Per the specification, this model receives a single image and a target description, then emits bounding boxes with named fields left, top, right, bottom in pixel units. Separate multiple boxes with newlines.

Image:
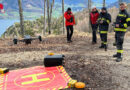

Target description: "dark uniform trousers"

left=116, top=32, right=125, bottom=54
left=100, top=33, right=107, bottom=46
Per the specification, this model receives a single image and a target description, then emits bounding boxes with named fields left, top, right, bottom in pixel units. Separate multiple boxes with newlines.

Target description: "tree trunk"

left=119, top=0, right=122, bottom=5
left=18, top=0, right=24, bottom=38
left=88, top=0, right=91, bottom=32
left=119, top=0, right=122, bottom=6
left=103, top=0, right=106, bottom=7
left=47, top=0, right=51, bottom=34
left=49, top=0, right=55, bottom=34
left=46, top=0, right=55, bottom=35
left=43, top=0, right=46, bottom=35
left=62, top=0, right=65, bottom=34
left=119, top=0, right=122, bottom=10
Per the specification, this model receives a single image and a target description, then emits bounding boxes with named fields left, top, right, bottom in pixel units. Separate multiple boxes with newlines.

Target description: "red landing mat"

left=0, top=66, right=71, bottom=90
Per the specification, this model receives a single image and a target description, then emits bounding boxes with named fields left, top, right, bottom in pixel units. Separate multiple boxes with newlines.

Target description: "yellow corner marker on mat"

left=0, top=68, right=9, bottom=74
left=48, top=53, right=54, bottom=56
left=75, top=82, right=86, bottom=89
left=68, top=79, right=77, bottom=88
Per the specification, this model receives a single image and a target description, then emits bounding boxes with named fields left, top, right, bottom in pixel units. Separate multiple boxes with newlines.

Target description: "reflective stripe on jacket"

left=114, top=10, right=130, bottom=32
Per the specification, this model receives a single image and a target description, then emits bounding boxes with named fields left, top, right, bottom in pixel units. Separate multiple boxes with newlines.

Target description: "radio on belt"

left=44, top=53, right=65, bottom=67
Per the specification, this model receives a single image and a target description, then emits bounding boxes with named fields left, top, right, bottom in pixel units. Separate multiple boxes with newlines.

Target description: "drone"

left=13, top=35, right=42, bottom=45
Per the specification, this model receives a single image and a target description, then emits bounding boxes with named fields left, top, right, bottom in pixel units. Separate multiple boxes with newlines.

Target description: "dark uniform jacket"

left=114, top=9, right=130, bottom=32
left=98, top=12, right=111, bottom=34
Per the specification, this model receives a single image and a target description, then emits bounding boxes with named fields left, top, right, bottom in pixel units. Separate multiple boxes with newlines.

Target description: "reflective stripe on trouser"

left=100, top=31, right=108, bottom=34
left=102, top=41, right=107, bottom=45
left=103, top=41, right=107, bottom=44
left=116, top=32, right=125, bottom=54
left=117, top=50, right=123, bottom=53
left=100, top=33, right=107, bottom=45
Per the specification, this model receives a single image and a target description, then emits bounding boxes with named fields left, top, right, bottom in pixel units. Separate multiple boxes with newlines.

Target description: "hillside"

left=108, top=0, right=130, bottom=8
left=0, top=0, right=87, bottom=19
left=2, top=5, right=130, bottom=38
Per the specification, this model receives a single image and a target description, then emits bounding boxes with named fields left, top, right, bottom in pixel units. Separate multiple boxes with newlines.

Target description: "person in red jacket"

left=90, top=6, right=99, bottom=44
left=64, top=8, right=75, bottom=43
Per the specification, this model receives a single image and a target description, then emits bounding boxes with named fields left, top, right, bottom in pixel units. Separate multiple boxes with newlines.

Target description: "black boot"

left=116, top=57, right=122, bottom=62
left=99, top=43, right=104, bottom=48
left=116, top=53, right=123, bottom=62
left=70, top=40, right=73, bottom=42
left=104, top=44, right=108, bottom=51
left=92, top=42, right=97, bottom=45
left=67, top=41, right=71, bottom=43
left=113, top=53, right=118, bottom=58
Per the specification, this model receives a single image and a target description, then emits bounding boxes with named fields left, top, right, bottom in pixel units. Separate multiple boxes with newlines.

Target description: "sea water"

left=0, top=19, right=19, bottom=36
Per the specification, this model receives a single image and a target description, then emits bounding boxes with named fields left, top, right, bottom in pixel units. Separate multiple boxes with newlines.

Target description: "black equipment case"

left=44, top=55, right=64, bottom=67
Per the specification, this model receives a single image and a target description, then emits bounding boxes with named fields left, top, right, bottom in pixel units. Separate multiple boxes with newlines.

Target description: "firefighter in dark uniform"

left=98, top=7, right=111, bottom=51
left=113, top=3, right=130, bottom=62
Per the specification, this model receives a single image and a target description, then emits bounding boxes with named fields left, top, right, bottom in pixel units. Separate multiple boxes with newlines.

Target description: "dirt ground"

left=0, top=32, right=130, bottom=90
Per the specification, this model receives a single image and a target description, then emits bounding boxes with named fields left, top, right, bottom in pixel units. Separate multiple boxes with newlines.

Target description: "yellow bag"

left=0, top=68, right=9, bottom=74
left=68, top=79, right=77, bottom=88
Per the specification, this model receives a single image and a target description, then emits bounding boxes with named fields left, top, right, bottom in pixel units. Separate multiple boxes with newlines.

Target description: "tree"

left=49, top=0, right=55, bottom=34
left=62, top=0, right=65, bottom=34
left=47, top=0, right=55, bottom=34
left=103, top=0, right=106, bottom=7
left=43, top=0, right=46, bottom=35
left=88, top=0, right=91, bottom=32
left=119, top=0, right=122, bottom=5
left=47, top=0, right=50, bottom=34
left=118, top=0, right=122, bottom=10
left=18, top=0, right=24, bottom=37
left=118, top=0, right=123, bottom=9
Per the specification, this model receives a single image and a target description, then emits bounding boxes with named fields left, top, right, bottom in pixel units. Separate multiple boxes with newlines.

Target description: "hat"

left=67, top=7, right=71, bottom=11
left=92, top=6, right=96, bottom=9
left=101, top=7, right=107, bottom=11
